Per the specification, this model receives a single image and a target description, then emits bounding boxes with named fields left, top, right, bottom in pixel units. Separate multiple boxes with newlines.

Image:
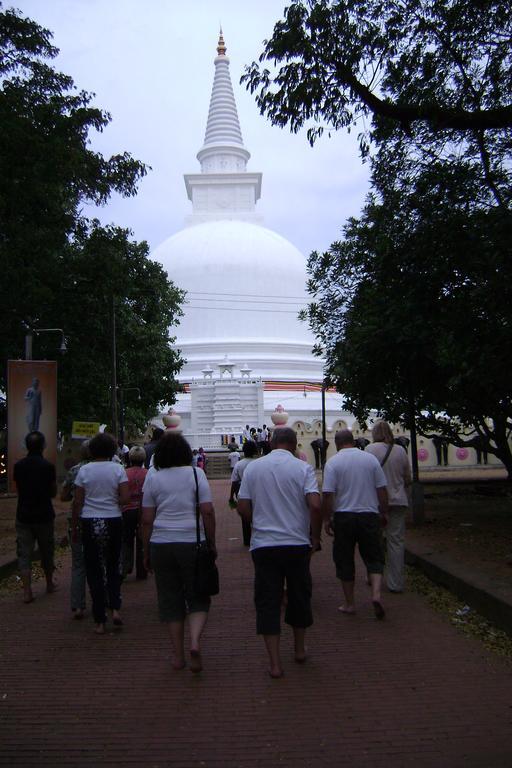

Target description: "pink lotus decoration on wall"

left=417, top=447, right=429, bottom=462
left=456, top=447, right=469, bottom=461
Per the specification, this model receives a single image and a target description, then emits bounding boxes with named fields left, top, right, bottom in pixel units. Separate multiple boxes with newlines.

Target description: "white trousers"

left=385, top=506, right=408, bottom=591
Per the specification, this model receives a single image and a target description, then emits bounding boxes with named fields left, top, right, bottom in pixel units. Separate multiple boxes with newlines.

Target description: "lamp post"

left=110, top=297, right=118, bottom=439
left=25, top=328, right=67, bottom=360
left=321, top=379, right=327, bottom=471
left=117, top=386, right=141, bottom=446
left=407, top=381, right=425, bottom=525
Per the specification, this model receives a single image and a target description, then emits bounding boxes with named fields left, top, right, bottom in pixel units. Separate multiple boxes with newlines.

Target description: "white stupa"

left=152, top=31, right=349, bottom=446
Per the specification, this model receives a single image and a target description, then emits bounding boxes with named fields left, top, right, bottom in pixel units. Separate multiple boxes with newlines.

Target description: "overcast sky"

left=14, top=0, right=370, bottom=258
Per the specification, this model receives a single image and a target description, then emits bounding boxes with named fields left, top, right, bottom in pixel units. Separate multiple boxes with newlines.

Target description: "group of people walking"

left=13, top=419, right=411, bottom=677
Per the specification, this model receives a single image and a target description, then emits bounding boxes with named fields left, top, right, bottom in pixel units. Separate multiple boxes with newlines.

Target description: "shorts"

left=150, top=542, right=211, bottom=622
left=16, top=520, right=55, bottom=573
left=251, top=545, right=313, bottom=635
left=332, top=512, right=384, bottom=581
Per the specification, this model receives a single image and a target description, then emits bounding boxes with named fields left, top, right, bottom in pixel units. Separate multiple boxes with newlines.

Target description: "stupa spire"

left=183, top=32, right=262, bottom=224
left=217, top=27, right=226, bottom=56
left=198, top=31, right=248, bottom=162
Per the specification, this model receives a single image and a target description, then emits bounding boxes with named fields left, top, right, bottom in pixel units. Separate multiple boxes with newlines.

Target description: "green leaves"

left=242, top=0, right=512, bottom=149
left=0, top=6, right=183, bottom=434
left=304, top=153, right=512, bottom=471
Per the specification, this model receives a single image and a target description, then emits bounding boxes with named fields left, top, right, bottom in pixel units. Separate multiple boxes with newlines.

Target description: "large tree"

left=55, top=222, right=184, bottom=434
left=0, top=6, right=184, bottom=431
left=245, top=1, right=512, bottom=473
left=304, top=156, right=512, bottom=475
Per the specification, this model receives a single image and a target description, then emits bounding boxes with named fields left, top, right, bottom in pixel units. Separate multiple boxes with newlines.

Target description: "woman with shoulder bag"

left=141, top=433, right=216, bottom=673
left=366, top=421, right=412, bottom=593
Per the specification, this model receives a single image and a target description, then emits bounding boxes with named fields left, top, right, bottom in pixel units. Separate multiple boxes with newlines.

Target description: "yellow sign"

left=72, top=421, right=101, bottom=439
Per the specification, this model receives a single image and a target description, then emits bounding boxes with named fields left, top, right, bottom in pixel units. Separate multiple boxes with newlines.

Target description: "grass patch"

left=407, top=565, right=512, bottom=661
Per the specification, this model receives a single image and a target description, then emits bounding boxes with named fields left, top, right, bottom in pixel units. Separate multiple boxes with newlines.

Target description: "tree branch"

left=475, top=129, right=507, bottom=209
left=334, top=62, right=512, bottom=131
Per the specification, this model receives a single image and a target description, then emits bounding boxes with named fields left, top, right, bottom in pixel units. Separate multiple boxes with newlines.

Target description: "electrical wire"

left=186, top=305, right=303, bottom=314
left=185, top=296, right=306, bottom=306
left=187, top=290, right=309, bottom=300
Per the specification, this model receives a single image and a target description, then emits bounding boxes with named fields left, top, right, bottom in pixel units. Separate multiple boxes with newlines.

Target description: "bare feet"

left=268, top=667, right=284, bottom=679
left=112, top=610, right=123, bottom=627
left=94, top=623, right=106, bottom=635
left=72, top=609, right=85, bottom=620
left=338, top=605, right=356, bottom=615
left=294, top=653, right=308, bottom=664
left=23, top=592, right=35, bottom=604
left=189, top=649, right=203, bottom=673
left=46, top=581, right=58, bottom=594
left=372, top=600, right=385, bottom=620
left=172, top=659, right=186, bottom=671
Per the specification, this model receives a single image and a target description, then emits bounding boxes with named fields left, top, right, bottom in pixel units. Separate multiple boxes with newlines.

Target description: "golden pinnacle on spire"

left=217, top=27, right=226, bottom=56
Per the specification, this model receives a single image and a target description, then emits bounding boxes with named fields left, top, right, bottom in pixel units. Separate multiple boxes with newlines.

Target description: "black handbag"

left=192, top=467, right=219, bottom=597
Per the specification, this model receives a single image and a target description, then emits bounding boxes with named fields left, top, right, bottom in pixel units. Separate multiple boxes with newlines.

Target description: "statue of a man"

left=25, top=377, right=42, bottom=432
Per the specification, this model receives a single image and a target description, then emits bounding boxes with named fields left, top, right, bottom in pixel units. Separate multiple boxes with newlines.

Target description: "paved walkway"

left=1, top=479, right=511, bottom=767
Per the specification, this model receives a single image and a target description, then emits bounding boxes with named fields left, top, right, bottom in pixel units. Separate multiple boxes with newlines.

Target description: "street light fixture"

left=25, top=328, right=67, bottom=360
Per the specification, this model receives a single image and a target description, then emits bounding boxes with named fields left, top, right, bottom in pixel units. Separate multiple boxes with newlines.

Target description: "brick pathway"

left=1, top=479, right=511, bottom=767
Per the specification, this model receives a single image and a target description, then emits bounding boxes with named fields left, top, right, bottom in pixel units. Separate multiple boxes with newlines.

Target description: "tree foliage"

left=243, top=0, right=512, bottom=147
left=304, top=158, right=512, bottom=474
left=56, top=222, right=184, bottom=433
left=245, top=1, right=512, bottom=474
left=0, top=6, right=184, bottom=433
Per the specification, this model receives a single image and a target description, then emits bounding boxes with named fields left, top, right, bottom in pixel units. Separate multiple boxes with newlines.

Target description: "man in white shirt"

left=228, top=450, right=240, bottom=470
left=229, top=440, right=259, bottom=545
left=322, top=429, right=388, bottom=620
left=238, top=428, right=322, bottom=679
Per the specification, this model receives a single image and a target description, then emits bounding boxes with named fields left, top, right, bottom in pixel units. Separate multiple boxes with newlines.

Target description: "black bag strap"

left=380, top=443, right=393, bottom=467
left=193, top=466, right=201, bottom=548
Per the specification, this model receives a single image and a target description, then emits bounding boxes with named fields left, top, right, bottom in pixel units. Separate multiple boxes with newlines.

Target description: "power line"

left=185, top=297, right=306, bottom=306
left=188, top=290, right=309, bottom=300
left=186, top=305, right=303, bottom=314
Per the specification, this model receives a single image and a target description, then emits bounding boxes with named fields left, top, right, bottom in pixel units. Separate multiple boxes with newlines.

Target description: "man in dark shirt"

left=13, top=431, right=57, bottom=603
left=143, top=427, right=164, bottom=469
left=311, top=437, right=330, bottom=469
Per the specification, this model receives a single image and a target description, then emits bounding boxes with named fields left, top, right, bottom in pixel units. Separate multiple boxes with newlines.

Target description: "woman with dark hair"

left=141, top=432, right=216, bottom=673
left=72, top=433, right=130, bottom=634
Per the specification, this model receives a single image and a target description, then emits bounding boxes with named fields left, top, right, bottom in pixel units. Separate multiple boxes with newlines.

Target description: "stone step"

left=203, top=451, right=234, bottom=479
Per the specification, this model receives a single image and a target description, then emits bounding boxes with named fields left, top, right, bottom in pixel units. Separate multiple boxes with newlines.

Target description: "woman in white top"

left=141, top=433, right=216, bottom=673
left=72, top=433, right=129, bottom=634
left=366, top=421, right=412, bottom=592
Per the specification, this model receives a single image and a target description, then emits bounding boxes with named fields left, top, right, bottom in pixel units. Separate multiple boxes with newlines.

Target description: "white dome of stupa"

left=152, top=219, right=319, bottom=382
left=151, top=30, right=323, bottom=385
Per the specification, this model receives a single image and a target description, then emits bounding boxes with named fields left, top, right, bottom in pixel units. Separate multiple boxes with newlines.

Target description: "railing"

left=183, top=433, right=233, bottom=450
